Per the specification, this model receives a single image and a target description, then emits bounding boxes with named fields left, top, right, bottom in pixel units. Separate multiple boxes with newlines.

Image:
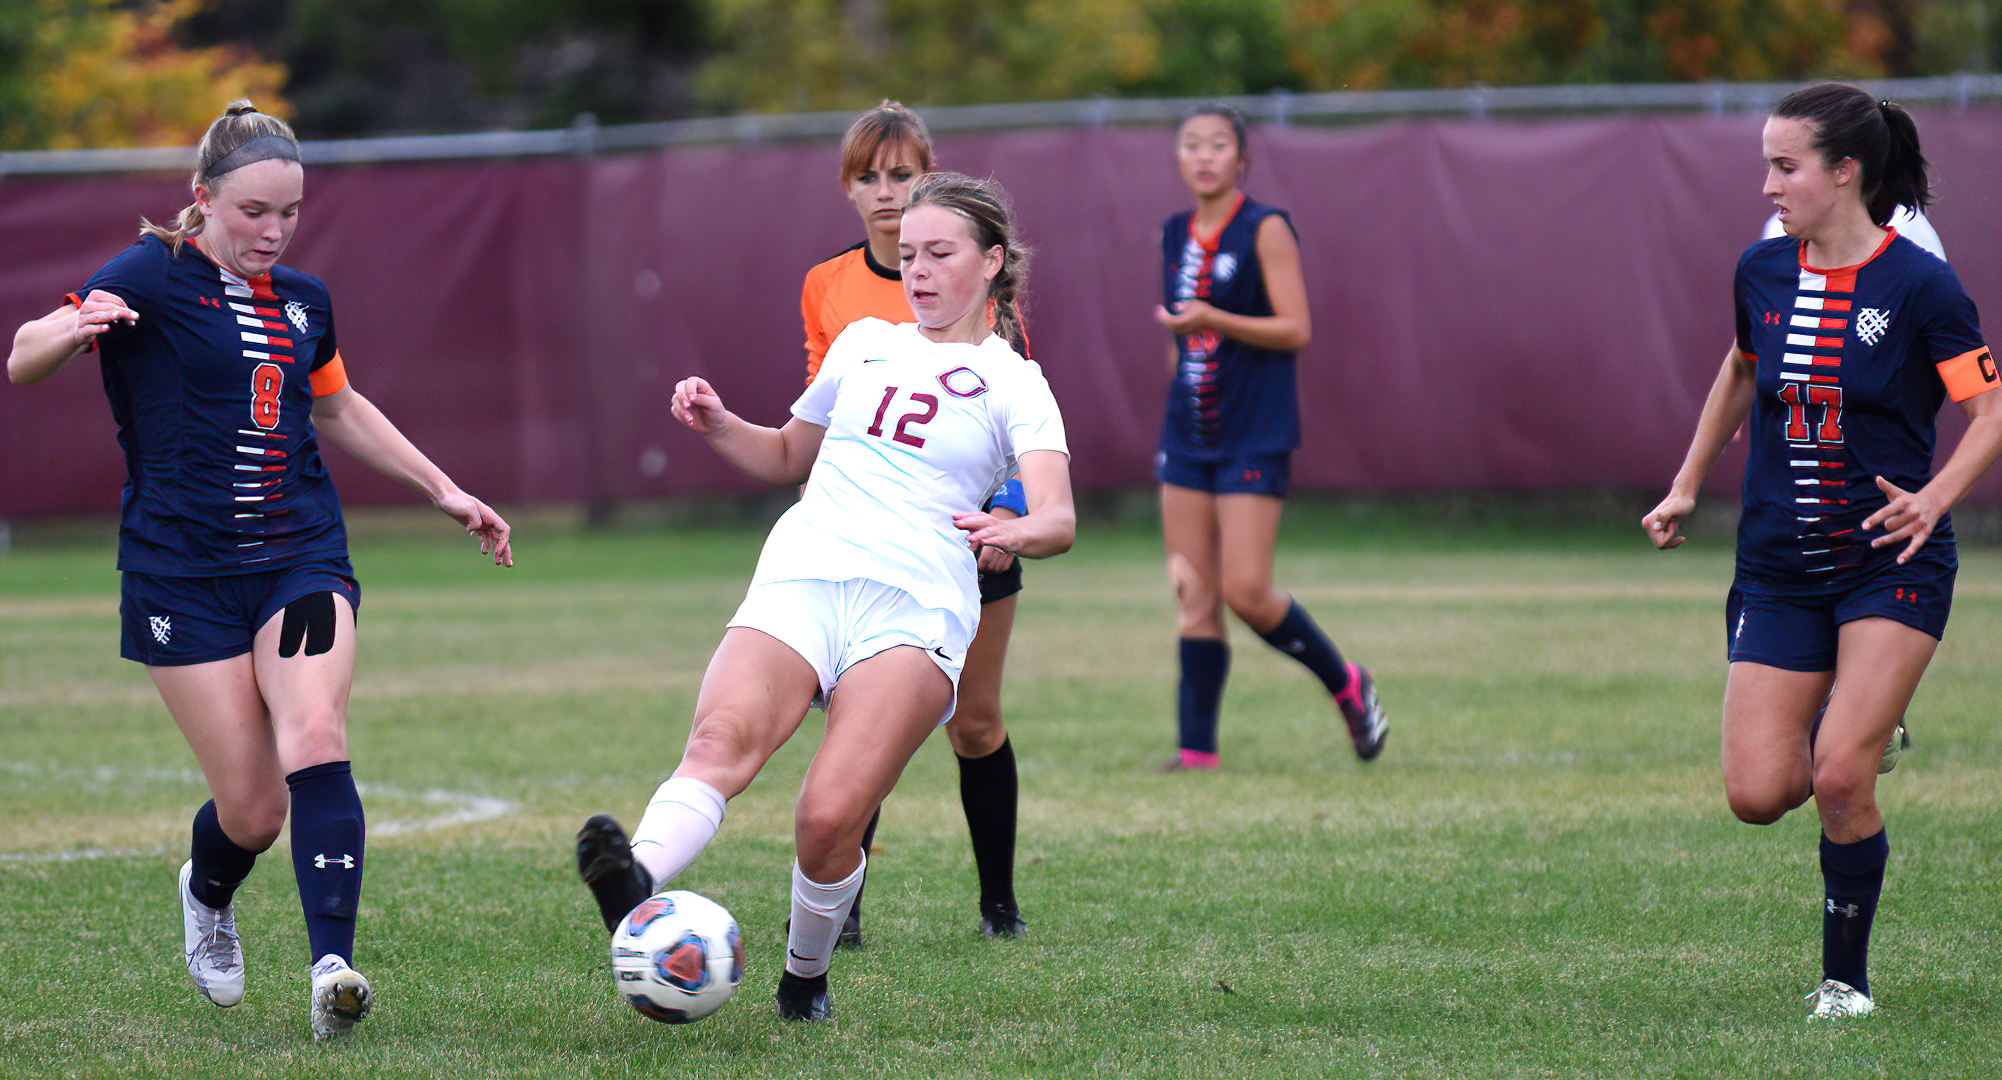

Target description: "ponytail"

left=1875, top=100, right=1931, bottom=223
left=905, top=172, right=1034, bottom=358
left=140, top=99, right=301, bottom=255
left=1772, top=82, right=1930, bottom=228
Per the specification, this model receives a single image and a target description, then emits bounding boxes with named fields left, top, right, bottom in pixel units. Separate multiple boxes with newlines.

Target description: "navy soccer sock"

left=189, top=799, right=259, bottom=909
left=287, top=761, right=365, bottom=967
left=1821, top=828, right=1888, bottom=996
left=1255, top=600, right=1351, bottom=696
left=957, top=738, right=1018, bottom=911
left=1177, top=637, right=1230, bottom=754
left=849, top=806, right=881, bottom=923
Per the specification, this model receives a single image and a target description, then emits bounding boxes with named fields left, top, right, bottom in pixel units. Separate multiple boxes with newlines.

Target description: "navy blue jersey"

left=1733, top=231, right=1994, bottom=589
left=75, top=236, right=352, bottom=576
left=1158, top=195, right=1301, bottom=459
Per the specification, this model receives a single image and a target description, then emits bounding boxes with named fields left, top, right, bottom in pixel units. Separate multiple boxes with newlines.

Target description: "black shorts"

left=120, top=558, right=360, bottom=666
left=978, top=557, right=1023, bottom=606
left=1727, top=551, right=1954, bottom=672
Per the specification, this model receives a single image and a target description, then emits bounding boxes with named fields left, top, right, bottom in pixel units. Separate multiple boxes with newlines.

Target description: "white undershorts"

left=728, top=577, right=973, bottom=725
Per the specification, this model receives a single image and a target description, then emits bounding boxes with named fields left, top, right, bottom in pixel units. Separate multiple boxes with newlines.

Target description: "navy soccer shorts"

left=976, top=479, right=1028, bottom=606
left=1156, top=449, right=1291, bottom=498
left=1726, top=552, right=1954, bottom=672
left=121, top=558, right=361, bottom=666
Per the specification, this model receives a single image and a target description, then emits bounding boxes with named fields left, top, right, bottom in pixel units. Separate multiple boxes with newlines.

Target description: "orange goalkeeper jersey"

left=801, top=241, right=910, bottom=384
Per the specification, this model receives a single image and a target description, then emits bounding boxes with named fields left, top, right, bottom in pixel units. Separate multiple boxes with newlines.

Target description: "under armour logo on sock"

left=1826, top=898, right=1860, bottom=918
left=314, top=853, right=355, bottom=870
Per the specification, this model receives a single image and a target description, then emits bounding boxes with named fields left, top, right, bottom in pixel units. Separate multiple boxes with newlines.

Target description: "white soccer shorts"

left=727, top=577, right=972, bottom=724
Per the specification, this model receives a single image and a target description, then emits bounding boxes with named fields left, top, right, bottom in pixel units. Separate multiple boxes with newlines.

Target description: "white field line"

left=0, top=761, right=515, bottom=861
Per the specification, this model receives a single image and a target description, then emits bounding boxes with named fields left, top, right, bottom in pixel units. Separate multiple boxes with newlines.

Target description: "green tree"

left=0, top=0, right=286, bottom=150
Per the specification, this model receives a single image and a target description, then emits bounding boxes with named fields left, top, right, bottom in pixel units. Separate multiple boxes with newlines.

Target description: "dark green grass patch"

left=1, top=514, right=1996, bottom=1077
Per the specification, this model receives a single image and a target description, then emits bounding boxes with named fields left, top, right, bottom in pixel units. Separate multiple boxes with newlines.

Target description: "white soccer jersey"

left=748, top=318, right=1069, bottom=632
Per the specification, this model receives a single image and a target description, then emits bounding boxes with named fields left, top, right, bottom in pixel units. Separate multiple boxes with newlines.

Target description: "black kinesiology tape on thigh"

left=278, top=591, right=337, bottom=657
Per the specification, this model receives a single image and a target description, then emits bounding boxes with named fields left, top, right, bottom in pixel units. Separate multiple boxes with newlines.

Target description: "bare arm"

left=1153, top=215, right=1311, bottom=353
left=1863, top=386, right=2002, bottom=563
left=954, top=450, right=1075, bottom=561
left=670, top=376, right=827, bottom=485
left=8, top=292, right=140, bottom=385
left=1642, top=344, right=1757, bottom=549
left=311, top=386, right=513, bottom=565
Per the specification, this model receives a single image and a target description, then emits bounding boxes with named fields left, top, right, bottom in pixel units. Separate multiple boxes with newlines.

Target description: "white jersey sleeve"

left=995, top=361, right=1069, bottom=460
left=792, top=319, right=873, bottom=426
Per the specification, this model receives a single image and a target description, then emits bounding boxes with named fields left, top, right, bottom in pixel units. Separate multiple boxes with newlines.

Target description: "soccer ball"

left=610, top=890, right=742, bottom=1024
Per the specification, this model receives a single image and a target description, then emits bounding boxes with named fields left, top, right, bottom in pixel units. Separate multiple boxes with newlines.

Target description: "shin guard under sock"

left=286, top=761, right=364, bottom=966
left=1177, top=637, right=1230, bottom=754
left=785, top=856, right=866, bottom=979
left=1821, top=829, right=1888, bottom=996
left=631, top=775, right=727, bottom=890
left=189, top=799, right=259, bottom=909
left=957, top=738, right=1019, bottom=910
left=1256, top=600, right=1351, bottom=696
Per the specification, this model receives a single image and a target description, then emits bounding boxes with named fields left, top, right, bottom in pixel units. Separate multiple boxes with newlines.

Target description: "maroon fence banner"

left=4, top=109, right=1998, bottom=518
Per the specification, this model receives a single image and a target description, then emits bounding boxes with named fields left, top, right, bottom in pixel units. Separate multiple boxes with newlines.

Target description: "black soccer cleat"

left=1335, top=662, right=1388, bottom=762
left=979, top=900, right=1027, bottom=939
left=576, top=813, right=651, bottom=934
left=776, top=970, right=832, bottom=1021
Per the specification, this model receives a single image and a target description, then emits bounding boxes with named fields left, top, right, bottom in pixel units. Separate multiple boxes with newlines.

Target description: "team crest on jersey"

left=284, top=300, right=309, bottom=334
left=937, top=366, right=989, bottom=398
left=1211, top=253, right=1238, bottom=284
left=149, top=615, right=172, bottom=644
left=1855, top=307, right=1890, bottom=346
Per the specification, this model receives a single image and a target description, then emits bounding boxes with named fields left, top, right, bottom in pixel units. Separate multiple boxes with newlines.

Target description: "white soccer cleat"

left=309, top=954, right=372, bottom=1040
left=1878, top=723, right=1906, bottom=774
left=179, top=859, right=245, bottom=1008
left=1805, top=978, right=1875, bottom=1019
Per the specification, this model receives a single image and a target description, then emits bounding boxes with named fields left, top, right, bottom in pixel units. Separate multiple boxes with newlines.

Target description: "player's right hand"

left=671, top=377, right=727, bottom=436
left=1641, top=491, right=1695, bottom=550
left=72, top=290, right=138, bottom=347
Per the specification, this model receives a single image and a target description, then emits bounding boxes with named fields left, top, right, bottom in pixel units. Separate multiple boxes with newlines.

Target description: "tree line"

left=4, top=0, right=1997, bottom=149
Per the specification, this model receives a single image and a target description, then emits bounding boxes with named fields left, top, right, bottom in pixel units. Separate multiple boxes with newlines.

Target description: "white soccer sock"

left=629, top=776, right=726, bottom=890
left=784, top=855, right=866, bottom=979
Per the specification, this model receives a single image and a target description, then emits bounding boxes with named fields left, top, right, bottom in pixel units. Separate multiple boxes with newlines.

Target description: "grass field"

left=1, top=504, right=1997, bottom=1078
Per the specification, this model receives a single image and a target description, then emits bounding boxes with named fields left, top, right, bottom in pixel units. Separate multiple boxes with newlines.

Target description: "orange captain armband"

left=310, top=351, right=349, bottom=397
left=1936, top=345, right=1998, bottom=402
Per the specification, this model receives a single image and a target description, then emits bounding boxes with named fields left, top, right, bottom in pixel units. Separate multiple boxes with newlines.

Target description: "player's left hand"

left=1862, top=476, right=1941, bottom=564
left=1154, top=300, right=1216, bottom=335
left=954, top=511, right=1018, bottom=569
left=437, top=490, right=514, bottom=567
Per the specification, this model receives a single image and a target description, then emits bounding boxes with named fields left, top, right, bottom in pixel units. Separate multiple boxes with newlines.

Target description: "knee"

left=1167, top=554, right=1218, bottom=613
left=946, top=710, right=1006, bottom=758
left=217, top=791, right=287, bottom=850
left=1811, top=760, right=1874, bottom=816
left=1724, top=777, right=1806, bottom=826
left=1726, top=793, right=1792, bottom=826
left=793, top=798, right=865, bottom=869
left=1218, top=577, right=1267, bottom=620
left=276, top=709, right=347, bottom=774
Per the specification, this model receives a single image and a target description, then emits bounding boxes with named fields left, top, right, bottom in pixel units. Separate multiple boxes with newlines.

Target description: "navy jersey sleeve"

left=311, top=301, right=339, bottom=371
left=72, top=239, right=169, bottom=354
left=1732, top=249, right=1755, bottom=358
left=1910, top=263, right=1995, bottom=402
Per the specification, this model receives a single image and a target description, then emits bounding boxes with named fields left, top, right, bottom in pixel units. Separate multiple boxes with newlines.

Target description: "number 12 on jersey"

left=866, top=385, right=939, bottom=448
